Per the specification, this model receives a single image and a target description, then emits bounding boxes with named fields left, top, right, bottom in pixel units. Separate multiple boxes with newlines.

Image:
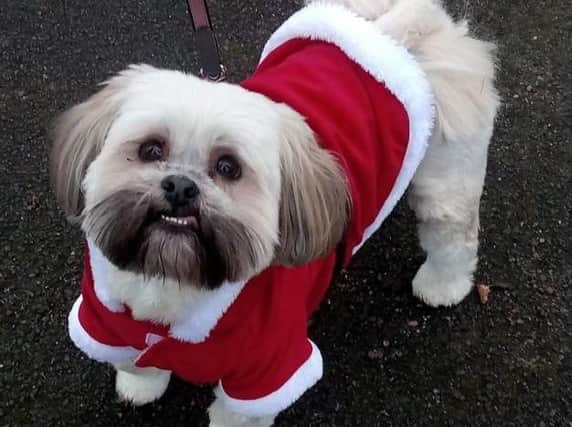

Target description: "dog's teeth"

left=161, top=214, right=197, bottom=227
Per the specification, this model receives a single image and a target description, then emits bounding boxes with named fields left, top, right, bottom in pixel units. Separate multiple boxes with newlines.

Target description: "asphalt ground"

left=1, top=0, right=570, bottom=426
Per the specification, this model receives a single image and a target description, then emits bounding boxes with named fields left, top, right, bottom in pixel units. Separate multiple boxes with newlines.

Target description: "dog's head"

left=50, top=65, right=349, bottom=288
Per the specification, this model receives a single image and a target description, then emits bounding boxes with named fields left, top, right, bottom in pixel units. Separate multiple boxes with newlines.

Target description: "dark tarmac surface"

left=1, top=1, right=570, bottom=426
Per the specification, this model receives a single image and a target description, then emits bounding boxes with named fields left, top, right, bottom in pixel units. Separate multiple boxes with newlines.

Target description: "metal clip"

left=199, top=64, right=227, bottom=82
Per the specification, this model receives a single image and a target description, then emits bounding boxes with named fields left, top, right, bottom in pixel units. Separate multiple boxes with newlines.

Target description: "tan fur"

left=305, top=0, right=397, bottom=19
left=275, top=107, right=350, bottom=265
left=373, top=0, right=499, bottom=143
left=49, top=66, right=151, bottom=220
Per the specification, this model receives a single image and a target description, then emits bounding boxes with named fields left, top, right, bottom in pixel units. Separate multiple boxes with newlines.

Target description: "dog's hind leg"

left=408, top=127, right=488, bottom=307
left=380, top=0, right=500, bottom=307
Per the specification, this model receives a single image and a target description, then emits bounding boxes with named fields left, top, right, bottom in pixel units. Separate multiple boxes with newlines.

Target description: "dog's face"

left=50, top=65, right=348, bottom=289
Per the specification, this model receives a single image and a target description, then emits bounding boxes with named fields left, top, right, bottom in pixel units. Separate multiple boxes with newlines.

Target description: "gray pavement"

left=1, top=0, right=570, bottom=425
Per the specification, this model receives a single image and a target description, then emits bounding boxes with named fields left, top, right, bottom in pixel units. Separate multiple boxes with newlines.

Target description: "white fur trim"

left=169, top=280, right=246, bottom=343
left=68, top=295, right=139, bottom=363
left=87, top=240, right=124, bottom=313
left=86, top=239, right=246, bottom=344
left=260, top=3, right=435, bottom=254
left=216, top=340, right=323, bottom=417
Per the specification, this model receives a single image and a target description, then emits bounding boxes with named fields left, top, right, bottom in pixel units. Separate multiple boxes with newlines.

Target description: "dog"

left=49, top=0, right=499, bottom=425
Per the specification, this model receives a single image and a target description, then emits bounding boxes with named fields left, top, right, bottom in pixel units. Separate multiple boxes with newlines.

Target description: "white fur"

left=100, top=256, right=201, bottom=325
left=89, top=242, right=247, bottom=343
left=114, top=362, right=171, bottom=406
left=63, top=0, right=499, bottom=424
left=208, top=398, right=275, bottom=427
left=89, top=240, right=124, bottom=312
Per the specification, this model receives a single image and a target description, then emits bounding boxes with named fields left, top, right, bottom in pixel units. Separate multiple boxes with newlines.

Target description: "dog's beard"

left=82, top=189, right=262, bottom=289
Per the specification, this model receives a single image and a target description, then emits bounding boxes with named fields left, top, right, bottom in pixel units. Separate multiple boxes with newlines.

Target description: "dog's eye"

left=139, top=140, right=166, bottom=162
left=216, top=155, right=241, bottom=180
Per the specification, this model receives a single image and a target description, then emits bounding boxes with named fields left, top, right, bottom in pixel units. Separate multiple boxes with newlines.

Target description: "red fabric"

left=242, top=39, right=409, bottom=263
left=73, top=38, right=410, bottom=403
left=136, top=263, right=333, bottom=398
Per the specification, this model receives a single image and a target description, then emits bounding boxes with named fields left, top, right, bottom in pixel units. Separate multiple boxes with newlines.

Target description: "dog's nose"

left=161, top=175, right=200, bottom=207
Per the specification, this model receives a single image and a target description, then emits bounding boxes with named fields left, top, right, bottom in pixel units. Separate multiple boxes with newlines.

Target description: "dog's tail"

left=311, top=0, right=500, bottom=143
left=373, top=0, right=500, bottom=143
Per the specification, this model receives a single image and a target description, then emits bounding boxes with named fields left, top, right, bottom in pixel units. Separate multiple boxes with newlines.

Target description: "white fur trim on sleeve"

left=216, top=340, right=323, bottom=417
left=260, top=3, right=435, bottom=254
left=68, top=295, right=139, bottom=363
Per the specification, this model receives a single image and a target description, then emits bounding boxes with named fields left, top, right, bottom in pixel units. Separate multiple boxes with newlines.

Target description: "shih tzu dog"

left=49, top=0, right=499, bottom=426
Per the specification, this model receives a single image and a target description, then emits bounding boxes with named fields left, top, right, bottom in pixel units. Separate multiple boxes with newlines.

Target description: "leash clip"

left=186, top=0, right=226, bottom=82
left=199, top=64, right=227, bottom=82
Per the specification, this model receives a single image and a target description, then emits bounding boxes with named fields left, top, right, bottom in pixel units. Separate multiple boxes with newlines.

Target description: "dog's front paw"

left=208, top=396, right=276, bottom=427
left=412, top=261, right=474, bottom=307
left=115, top=368, right=170, bottom=406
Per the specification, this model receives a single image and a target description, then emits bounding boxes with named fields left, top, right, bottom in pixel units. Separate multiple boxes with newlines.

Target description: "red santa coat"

left=68, top=3, right=433, bottom=417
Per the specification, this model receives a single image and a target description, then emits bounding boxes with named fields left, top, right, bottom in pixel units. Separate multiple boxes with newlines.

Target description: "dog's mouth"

left=84, top=189, right=263, bottom=288
left=156, top=206, right=200, bottom=232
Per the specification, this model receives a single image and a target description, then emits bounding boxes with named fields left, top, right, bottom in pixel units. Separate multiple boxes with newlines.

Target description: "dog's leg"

left=208, top=396, right=276, bottom=427
left=372, top=0, right=499, bottom=307
left=408, top=128, right=489, bottom=307
left=114, top=362, right=171, bottom=406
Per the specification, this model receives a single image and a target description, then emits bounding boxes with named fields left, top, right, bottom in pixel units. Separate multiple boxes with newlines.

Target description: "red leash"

left=186, top=0, right=226, bottom=81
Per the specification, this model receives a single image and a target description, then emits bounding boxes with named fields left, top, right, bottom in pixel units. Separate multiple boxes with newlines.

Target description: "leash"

left=186, top=0, right=226, bottom=81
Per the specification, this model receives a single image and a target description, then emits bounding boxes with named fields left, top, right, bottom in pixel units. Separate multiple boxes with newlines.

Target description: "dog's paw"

left=208, top=396, right=276, bottom=427
left=115, top=368, right=170, bottom=406
left=412, top=261, right=473, bottom=307
left=208, top=419, right=274, bottom=427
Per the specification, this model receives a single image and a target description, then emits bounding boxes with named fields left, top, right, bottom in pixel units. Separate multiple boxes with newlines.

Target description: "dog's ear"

left=275, top=109, right=350, bottom=266
left=49, top=65, right=154, bottom=221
